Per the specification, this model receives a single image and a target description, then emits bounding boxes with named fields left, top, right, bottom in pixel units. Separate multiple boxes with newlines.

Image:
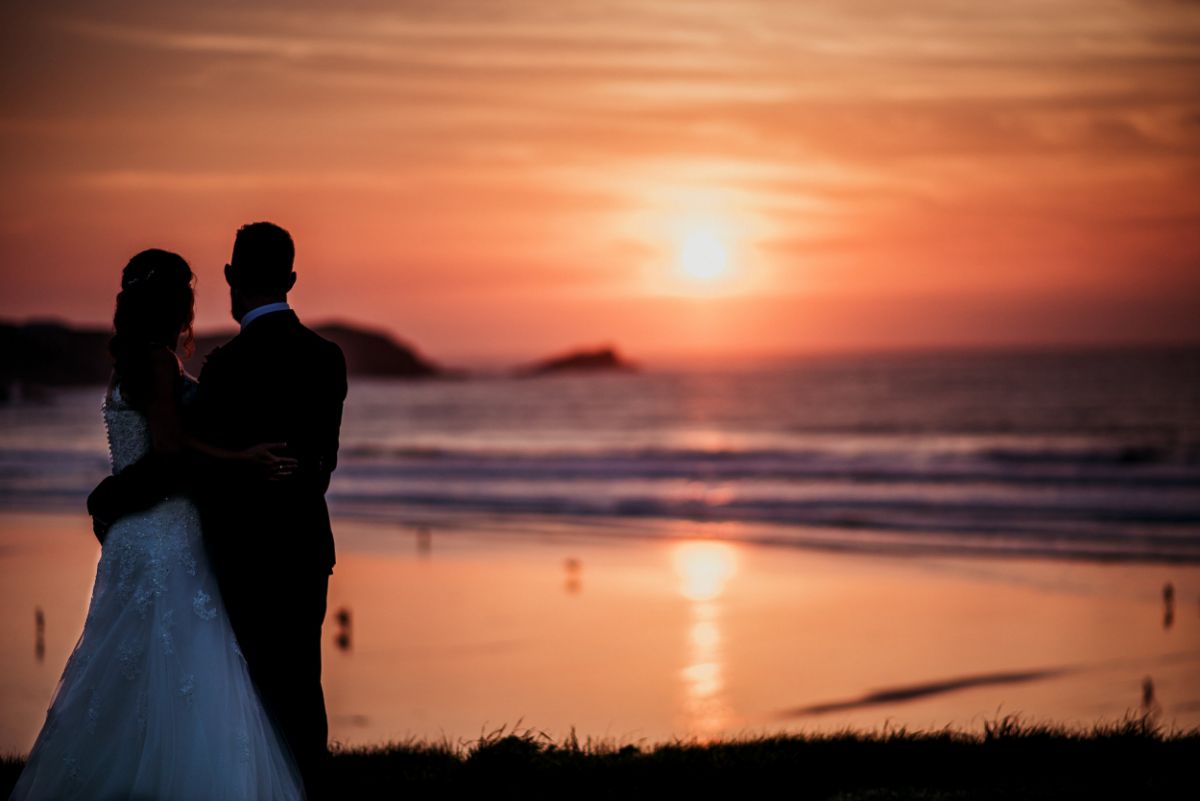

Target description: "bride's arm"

left=141, top=348, right=298, bottom=476
left=184, top=436, right=298, bottom=476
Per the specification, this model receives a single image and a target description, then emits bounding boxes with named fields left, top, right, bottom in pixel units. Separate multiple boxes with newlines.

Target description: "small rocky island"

left=513, top=346, right=638, bottom=377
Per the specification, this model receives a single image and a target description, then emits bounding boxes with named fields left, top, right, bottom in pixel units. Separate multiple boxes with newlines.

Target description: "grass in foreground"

left=3, top=714, right=1197, bottom=800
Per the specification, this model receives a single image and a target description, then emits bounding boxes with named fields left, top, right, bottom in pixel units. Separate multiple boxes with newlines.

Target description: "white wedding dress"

left=9, top=377, right=305, bottom=801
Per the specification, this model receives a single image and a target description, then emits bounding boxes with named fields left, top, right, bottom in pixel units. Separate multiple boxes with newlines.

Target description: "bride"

left=10, top=249, right=306, bottom=800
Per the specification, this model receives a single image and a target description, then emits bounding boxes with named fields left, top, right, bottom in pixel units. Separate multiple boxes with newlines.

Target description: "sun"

left=676, top=226, right=730, bottom=282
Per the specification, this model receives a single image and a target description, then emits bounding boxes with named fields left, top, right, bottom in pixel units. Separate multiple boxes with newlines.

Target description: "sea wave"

left=333, top=443, right=1200, bottom=488
left=322, top=441, right=1200, bottom=561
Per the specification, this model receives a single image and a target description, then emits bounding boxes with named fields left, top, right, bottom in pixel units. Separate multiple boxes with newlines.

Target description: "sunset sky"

left=1, top=0, right=1198, bottom=362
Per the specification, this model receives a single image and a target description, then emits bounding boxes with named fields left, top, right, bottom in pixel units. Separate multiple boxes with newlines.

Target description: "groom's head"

left=225, top=221, right=297, bottom=322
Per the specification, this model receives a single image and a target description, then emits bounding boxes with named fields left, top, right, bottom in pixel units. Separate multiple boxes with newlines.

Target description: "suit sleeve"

left=87, top=451, right=180, bottom=523
left=311, top=343, right=347, bottom=495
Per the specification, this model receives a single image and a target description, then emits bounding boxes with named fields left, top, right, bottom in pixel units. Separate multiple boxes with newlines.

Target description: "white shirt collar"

left=240, top=301, right=291, bottom=331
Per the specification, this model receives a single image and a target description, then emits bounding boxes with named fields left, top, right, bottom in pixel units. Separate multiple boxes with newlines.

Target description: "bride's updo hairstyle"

left=109, top=249, right=196, bottom=408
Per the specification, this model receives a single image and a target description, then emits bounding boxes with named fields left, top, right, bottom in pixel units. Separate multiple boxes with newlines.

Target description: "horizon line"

left=5, top=314, right=1200, bottom=366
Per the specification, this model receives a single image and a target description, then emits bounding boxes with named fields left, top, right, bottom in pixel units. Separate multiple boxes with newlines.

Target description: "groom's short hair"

left=231, top=222, right=295, bottom=291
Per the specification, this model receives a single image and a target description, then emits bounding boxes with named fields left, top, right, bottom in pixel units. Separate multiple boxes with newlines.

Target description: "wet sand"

left=1, top=511, right=1197, bottom=754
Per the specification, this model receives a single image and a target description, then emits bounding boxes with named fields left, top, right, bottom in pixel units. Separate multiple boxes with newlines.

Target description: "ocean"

left=2, top=346, right=1198, bottom=562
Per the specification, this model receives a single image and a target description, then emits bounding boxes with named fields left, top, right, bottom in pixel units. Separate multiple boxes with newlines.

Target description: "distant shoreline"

left=5, top=315, right=1200, bottom=375
left=1, top=319, right=640, bottom=387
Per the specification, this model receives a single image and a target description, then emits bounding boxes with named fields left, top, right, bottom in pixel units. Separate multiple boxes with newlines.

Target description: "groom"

left=87, top=221, right=347, bottom=799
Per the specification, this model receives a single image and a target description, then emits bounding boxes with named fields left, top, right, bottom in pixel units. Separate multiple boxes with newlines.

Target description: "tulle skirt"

left=9, top=496, right=305, bottom=801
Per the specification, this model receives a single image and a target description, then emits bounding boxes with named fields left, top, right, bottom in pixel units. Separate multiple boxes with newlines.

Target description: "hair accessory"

left=124, top=268, right=157, bottom=288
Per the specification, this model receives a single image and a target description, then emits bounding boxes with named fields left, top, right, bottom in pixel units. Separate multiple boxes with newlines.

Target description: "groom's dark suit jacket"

left=188, top=309, right=346, bottom=580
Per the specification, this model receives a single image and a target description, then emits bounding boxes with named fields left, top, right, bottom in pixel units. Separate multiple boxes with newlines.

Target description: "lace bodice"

left=102, top=375, right=198, bottom=474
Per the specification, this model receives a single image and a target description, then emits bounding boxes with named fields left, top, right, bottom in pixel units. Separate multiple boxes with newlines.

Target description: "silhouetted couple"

left=10, top=222, right=347, bottom=801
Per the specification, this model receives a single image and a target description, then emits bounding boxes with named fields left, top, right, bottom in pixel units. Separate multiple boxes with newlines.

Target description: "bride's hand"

left=242, top=442, right=300, bottom=481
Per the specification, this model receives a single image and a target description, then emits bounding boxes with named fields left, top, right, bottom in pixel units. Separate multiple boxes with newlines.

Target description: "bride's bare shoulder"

left=146, top=344, right=184, bottom=373
left=121, top=346, right=184, bottom=410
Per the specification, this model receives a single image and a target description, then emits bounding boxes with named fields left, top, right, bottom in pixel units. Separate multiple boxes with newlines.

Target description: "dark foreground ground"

left=3, top=716, right=1197, bottom=800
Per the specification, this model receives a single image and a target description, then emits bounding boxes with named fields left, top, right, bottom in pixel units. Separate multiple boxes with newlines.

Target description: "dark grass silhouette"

left=4, top=713, right=1194, bottom=800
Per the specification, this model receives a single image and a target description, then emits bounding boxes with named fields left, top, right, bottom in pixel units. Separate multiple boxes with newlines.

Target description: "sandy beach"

left=2, top=510, right=1197, bottom=756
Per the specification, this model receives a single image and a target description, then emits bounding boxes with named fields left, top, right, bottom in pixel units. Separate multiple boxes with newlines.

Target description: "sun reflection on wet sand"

left=672, top=540, right=738, bottom=603
left=672, top=540, right=739, bottom=740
